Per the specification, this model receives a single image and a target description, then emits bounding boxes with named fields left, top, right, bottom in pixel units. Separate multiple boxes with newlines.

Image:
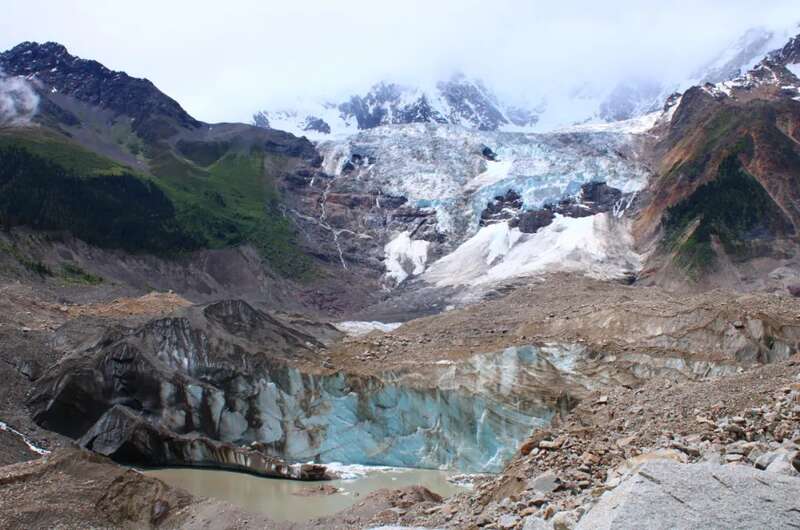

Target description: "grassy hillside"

left=0, top=129, right=311, bottom=277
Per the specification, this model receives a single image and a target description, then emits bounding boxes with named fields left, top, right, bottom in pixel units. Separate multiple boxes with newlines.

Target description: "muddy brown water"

left=145, top=466, right=469, bottom=522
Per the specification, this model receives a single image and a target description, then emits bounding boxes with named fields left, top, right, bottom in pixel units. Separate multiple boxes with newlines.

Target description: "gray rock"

left=552, top=510, right=580, bottom=530
left=522, top=515, right=553, bottom=530
left=754, top=449, right=783, bottom=470
left=576, top=461, right=800, bottom=530
left=527, top=471, right=561, bottom=494
left=498, top=513, right=520, bottom=529
left=765, top=451, right=800, bottom=478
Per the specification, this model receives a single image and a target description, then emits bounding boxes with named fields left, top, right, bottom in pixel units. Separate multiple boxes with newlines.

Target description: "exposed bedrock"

left=27, top=296, right=798, bottom=475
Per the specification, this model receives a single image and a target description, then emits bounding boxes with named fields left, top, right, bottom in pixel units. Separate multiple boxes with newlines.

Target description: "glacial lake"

left=144, top=465, right=469, bottom=522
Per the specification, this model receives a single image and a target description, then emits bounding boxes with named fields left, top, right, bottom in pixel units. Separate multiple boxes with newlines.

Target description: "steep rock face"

left=636, top=74, right=800, bottom=288
left=768, top=33, right=800, bottom=68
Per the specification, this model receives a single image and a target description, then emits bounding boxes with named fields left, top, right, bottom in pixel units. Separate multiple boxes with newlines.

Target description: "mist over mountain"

left=2, top=1, right=798, bottom=123
left=251, top=22, right=800, bottom=137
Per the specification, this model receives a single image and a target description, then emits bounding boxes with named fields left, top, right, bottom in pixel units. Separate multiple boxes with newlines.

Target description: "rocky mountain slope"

left=636, top=36, right=800, bottom=291
left=0, top=42, right=320, bottom=280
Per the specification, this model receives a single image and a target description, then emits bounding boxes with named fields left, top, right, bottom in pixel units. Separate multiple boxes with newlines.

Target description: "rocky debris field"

left=321, top=273, right=800, bottom=377
left=0, top=271, right=799, bottom=529
left=387, top=357, right=800, bottom=529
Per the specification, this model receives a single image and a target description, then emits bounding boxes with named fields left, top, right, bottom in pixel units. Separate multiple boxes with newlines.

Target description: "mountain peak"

left=253, top=75, right=541, bottom=138
left=9, top=41, right=70, bottom=58
left=0, top=40, right=201, bottom=135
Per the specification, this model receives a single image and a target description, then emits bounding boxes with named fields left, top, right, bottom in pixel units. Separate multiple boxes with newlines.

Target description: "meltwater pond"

left=145, top=466, right=469, bottom=522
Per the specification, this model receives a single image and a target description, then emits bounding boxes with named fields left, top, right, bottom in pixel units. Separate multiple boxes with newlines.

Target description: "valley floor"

left=0, top=357, right=797, bottom=529
left=0, top=270, right=798, bottom=529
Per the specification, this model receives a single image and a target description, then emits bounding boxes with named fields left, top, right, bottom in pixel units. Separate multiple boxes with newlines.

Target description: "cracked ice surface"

left=318, top=122, right=652, bottom=285
left=319, top=123, right=650, bottom=229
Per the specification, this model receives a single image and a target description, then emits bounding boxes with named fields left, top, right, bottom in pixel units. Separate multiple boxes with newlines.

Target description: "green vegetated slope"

left=656, top=99, right=800, bottom=277
left=663, top=154, right=792, bottom=275
left=0, top=128, right=310, bottom=277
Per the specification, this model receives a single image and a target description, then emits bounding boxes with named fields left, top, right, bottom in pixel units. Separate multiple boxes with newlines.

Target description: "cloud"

left=0, top=1, right=798, bottom=122
left=0, top=68, right=39, bottom=127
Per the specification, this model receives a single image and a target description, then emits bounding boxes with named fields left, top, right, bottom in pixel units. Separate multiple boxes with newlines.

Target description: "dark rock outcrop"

left=481, top=190, right=524, bottom=226
left=0, top=41, right=201, bottom=136
left=338, top=82, right=448, bottom=130
left=517, top=210, right=556, bottom=234
left=480, top=182, right=626, bottom=233
left=80, top=405, right=329, bottom=480
left=303, top=116, right=331, bottom=134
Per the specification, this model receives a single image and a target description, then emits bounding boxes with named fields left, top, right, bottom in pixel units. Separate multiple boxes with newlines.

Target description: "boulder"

left=576, top=461, right=800, bottom=529
left=765, top=451, right=800, bottom=478
left=755, top=449, right=785, bottom=470
left=522, top=515, right=552, bottom=530
left=552, top=510, right=580, bottom=530
left=527, top=471, right=561, bottom=494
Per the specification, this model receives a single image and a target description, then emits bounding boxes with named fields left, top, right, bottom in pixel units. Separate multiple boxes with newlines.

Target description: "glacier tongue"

left=424, top=214, right=641, bottom=287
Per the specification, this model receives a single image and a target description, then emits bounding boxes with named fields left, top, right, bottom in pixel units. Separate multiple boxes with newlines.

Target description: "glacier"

left=424, top=214, right=642, bottom=287
left=316, top=121, right=654, bottom=286
left=146, top=341, right=740, bottom=473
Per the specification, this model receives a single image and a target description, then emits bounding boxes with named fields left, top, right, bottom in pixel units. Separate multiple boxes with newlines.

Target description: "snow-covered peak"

left=253, top=23, right=800, bottom=140
left=684, top=28, right=800, bottom=103
left=691, top=27, right=791, bottom=85
left=252, top=75, right=543, bottom=139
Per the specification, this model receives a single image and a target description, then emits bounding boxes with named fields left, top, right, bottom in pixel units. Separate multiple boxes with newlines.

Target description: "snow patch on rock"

left=0, top=420, right=49, bottom=455
left=465, top=158, right=515, bottom=192
left=334, top=321, right=403, bottom=336
left=384, top=231, right=430, bottom=284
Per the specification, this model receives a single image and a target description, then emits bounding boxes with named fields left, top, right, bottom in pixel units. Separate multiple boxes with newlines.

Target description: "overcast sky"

left=1, top=1, right=798, bottom=123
